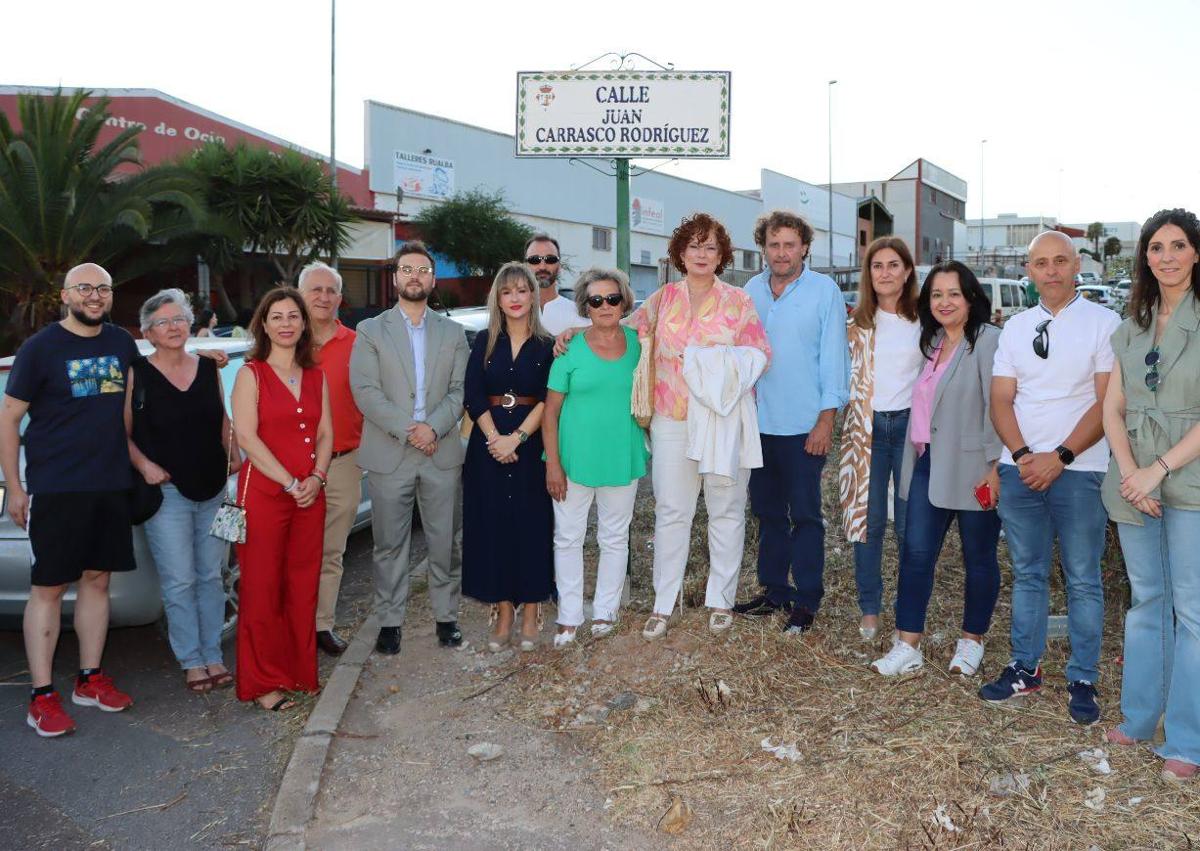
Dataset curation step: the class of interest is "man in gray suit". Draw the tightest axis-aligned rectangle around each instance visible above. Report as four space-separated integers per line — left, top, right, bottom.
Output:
350 241 469 655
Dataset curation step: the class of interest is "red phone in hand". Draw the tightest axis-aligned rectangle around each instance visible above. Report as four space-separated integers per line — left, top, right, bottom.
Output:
974 482 995 510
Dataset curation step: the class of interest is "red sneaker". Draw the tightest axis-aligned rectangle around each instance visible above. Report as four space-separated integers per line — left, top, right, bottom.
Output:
27 692 77 737
72 672 133 712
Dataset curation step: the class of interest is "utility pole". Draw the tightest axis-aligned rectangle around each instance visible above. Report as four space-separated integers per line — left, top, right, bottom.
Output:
827 80 837 270
329 0 338 269
979 139 986 270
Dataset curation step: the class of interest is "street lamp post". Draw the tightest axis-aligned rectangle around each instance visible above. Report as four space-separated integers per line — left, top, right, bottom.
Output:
979 138 986 270
827 80 837 271
329 0 338 269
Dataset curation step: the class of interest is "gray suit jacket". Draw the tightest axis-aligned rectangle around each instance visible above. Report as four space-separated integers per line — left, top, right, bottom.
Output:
899 324 1002 511
349 305 469 475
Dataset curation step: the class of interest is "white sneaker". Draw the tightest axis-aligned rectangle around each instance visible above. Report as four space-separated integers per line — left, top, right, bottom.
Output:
590 621 615 638
642 615 668 640
553 629 576 649
708 611 734 634
948 638 984 676
870 640 924 676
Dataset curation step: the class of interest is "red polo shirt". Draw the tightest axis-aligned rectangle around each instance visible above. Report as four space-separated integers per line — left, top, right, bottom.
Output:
314 321 363 453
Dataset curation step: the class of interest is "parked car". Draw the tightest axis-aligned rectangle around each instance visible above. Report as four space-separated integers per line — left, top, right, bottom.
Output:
1078 271 1103 286
1075 284 1117 308
441 305 490 346
0 338 373 633
977 277 1028 320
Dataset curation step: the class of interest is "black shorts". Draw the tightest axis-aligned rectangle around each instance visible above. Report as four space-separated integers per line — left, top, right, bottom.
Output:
28 491 137 586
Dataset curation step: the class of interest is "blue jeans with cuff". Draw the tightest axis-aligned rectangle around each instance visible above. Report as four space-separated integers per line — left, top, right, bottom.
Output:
854 409 910 617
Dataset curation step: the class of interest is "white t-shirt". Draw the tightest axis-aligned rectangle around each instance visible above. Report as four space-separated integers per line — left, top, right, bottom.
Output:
540 293 591 337
992 296 1121 472
871 310 924 411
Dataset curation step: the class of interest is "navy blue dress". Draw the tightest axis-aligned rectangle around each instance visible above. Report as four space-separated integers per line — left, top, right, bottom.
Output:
462 330 555 605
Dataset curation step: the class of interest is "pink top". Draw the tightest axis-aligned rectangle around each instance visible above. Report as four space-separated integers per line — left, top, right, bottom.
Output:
630 280 770 420
909 344 952 455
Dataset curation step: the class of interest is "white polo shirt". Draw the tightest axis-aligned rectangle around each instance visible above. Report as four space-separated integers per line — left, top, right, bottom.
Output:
992 296 1121 472
540 293 591 337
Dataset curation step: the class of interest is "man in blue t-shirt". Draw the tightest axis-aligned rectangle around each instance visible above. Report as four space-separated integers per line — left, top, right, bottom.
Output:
1 263 140 737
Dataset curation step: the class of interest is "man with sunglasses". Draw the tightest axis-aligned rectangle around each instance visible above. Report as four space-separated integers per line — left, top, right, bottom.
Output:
1 263 140 736
982 231 1121 725
525 234 590 337
350 242 469 655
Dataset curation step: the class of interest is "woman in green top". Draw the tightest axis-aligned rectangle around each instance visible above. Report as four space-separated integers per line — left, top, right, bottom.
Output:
543 268 649 648
1100 208 1200 782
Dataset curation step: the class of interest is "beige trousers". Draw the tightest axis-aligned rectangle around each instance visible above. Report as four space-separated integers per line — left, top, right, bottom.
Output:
315 450 362 631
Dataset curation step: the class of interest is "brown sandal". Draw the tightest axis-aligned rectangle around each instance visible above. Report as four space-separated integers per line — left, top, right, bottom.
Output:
186 674 213 693
206 668 234 689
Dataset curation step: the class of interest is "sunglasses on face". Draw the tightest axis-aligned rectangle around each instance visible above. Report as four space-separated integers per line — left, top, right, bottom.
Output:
1032 319 1051 359
525 255 560 266
1145 347 1161 391
586 293 624 309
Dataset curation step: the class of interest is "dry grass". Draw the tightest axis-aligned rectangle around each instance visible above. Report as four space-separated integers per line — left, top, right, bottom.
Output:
493 450 1200 850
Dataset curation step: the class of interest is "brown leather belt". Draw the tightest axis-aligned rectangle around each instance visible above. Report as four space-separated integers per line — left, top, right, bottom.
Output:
487 393 539 410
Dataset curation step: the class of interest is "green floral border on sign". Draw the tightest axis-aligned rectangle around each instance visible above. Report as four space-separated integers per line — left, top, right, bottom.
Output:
515 70 730 158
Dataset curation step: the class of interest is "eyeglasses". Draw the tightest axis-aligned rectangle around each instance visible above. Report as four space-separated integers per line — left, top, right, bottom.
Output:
1145 347 1161 391
66 283 114 297
586 293 624 309
149 316 190 330
525 255 560 266
1032 319 1051 359
397 264 433 277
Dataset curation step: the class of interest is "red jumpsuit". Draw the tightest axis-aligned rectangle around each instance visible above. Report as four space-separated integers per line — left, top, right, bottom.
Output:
236 362 326 702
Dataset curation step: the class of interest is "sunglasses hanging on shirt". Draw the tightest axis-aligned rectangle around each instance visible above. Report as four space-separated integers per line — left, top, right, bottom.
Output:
1032 319 1051 359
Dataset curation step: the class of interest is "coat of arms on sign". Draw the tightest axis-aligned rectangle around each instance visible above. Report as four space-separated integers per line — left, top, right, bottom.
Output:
535 84 555 108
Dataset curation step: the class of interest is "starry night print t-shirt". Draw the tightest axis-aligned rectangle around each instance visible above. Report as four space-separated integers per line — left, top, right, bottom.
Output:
6 322 139 494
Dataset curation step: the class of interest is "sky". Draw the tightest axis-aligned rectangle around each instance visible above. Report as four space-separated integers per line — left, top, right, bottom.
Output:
7 0 1197 226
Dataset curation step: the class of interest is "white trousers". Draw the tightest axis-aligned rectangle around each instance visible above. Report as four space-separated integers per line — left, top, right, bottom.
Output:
650 417 750 613
553 477 639 627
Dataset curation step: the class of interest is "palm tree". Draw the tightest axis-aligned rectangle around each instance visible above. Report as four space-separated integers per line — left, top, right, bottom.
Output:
0 88 206 346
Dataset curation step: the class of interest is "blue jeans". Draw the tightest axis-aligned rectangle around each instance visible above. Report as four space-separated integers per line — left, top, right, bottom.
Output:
997 464 1107 683
853 409 910 616
894 449 1001 635
1116 508 1200 766
142 485 228 670
749 433 826 612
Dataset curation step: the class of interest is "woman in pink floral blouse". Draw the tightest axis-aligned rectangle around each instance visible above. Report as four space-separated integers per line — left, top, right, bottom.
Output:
631 214 771 639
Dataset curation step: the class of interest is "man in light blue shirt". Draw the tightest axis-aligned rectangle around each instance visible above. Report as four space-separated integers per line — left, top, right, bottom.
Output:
734 211 849 633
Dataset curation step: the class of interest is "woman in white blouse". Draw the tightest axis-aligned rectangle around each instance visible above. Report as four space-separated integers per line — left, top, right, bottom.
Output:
837 237 925 641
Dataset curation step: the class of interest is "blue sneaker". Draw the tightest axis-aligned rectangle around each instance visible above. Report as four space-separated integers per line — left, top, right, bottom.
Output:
1067 681 1100 725
979 662 1042 703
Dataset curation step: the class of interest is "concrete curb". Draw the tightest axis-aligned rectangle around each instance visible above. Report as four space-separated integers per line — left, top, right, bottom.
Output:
263 597 386 849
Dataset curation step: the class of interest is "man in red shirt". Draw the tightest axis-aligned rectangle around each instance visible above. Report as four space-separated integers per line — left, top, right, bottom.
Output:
299 262 364 655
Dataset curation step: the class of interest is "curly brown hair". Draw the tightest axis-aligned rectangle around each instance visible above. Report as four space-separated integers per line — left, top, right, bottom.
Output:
247 286 316 368
667 213 735 276
753 210 814 251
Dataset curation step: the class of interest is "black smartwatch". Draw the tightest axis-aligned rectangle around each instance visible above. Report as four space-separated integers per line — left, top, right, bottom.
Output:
1011 446 1032 463
1054 445 1075 466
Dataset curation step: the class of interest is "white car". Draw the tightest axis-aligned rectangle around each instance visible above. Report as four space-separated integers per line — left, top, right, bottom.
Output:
1075 285 1116 308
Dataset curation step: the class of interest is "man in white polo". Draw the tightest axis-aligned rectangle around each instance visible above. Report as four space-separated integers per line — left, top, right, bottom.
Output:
981 230 1120 725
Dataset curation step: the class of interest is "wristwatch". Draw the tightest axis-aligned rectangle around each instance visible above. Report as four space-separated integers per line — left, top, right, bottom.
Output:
516 429 529 444
1054 445 1075 466
1011 446 1032 463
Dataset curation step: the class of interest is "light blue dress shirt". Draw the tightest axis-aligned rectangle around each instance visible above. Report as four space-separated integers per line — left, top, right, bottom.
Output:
401 309 427 422
745 265 850 436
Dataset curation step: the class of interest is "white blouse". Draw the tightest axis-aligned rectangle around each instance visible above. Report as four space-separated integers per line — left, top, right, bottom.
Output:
871 309 924 412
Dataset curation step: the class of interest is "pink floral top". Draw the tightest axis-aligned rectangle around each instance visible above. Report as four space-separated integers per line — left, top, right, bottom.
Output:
909 344 951 456
630 280 771 420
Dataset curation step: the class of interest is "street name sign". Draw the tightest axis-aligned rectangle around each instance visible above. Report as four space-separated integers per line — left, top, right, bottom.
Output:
515 70 730 159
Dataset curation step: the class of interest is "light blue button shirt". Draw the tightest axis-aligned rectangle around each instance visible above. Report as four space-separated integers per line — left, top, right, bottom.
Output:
745 265 850 436
401 310 427 422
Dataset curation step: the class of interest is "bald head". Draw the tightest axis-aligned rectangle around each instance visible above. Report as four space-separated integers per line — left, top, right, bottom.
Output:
64 262 112 288
1027 230 1075 256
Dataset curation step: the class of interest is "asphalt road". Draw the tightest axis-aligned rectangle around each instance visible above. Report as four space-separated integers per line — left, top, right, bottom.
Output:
0 527 379 850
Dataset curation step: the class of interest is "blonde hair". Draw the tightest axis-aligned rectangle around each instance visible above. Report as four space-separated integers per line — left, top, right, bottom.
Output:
483 262 550 364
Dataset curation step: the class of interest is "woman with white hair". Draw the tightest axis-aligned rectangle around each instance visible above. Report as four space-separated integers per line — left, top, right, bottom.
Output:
126 289 238 693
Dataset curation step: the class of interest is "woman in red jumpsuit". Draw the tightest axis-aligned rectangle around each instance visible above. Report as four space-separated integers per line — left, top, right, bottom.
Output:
231 287 332 711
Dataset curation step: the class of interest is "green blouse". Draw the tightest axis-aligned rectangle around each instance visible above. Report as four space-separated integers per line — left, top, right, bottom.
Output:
1102 291 1200 525
546 326 649 488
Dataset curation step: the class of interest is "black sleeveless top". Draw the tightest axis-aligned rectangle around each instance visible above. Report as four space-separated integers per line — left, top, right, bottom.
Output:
131 356 228 502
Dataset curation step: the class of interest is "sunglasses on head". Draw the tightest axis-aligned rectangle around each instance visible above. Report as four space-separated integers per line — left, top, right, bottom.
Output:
525 255 560 266
586 293 624 309
1032 319 1051 359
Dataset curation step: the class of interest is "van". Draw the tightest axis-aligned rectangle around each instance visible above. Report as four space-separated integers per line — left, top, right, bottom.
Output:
978 277 1030 319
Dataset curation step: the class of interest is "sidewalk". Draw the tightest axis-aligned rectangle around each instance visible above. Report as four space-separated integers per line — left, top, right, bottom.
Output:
300 594 664 850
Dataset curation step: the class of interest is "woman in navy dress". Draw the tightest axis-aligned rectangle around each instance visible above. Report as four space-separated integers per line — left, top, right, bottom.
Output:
463 262 555 651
